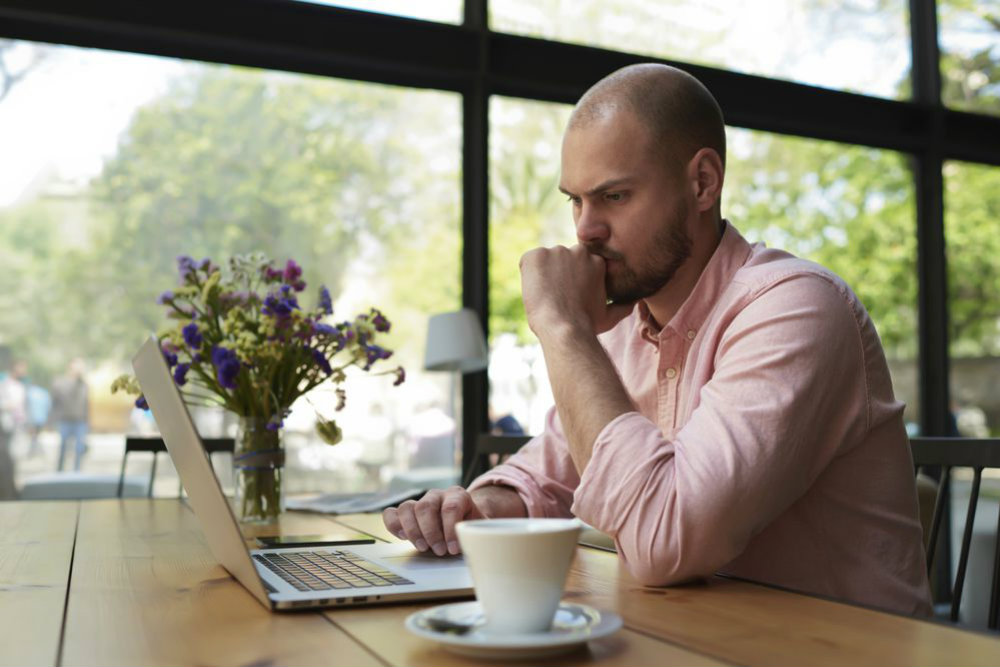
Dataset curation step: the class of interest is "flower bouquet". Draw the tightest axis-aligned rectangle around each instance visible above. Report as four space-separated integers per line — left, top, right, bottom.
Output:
113 253 404 522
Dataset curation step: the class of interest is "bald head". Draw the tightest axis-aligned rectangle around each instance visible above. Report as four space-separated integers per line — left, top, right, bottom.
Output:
569 64 726 172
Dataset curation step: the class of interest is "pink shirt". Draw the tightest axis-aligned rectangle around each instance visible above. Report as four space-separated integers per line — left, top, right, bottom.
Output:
471 222 932 616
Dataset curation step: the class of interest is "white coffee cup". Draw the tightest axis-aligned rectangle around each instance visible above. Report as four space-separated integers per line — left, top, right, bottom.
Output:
456 517 581 635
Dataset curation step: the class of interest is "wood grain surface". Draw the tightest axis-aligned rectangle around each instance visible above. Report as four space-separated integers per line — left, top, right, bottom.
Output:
0 501 78 667
59 500 381 667
7 499 1000 667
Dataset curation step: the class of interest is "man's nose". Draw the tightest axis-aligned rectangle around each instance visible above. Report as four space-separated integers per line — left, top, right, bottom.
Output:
575 205 610 245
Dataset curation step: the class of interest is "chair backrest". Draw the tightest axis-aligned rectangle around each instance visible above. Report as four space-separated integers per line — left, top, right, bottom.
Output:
118 436 235 498
462 434 531 487
911 437 1000 629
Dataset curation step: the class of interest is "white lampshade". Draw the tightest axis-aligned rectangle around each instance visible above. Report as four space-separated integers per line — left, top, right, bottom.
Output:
423 308 489 373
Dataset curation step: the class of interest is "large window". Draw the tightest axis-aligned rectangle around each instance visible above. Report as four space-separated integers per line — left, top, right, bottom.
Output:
0 40 461 495
491 0 911 99
2 0 999 500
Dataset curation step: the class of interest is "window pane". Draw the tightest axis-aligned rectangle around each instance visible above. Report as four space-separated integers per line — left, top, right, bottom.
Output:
294 0 462 24
491 0 911 99
725 129 918 427
0 39 461 497
488 100 918 433
488 97 572 434
945 160 1000 436
938 0 1000 116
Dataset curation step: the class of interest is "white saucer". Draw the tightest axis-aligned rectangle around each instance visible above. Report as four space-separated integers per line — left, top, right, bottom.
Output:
405 600 623 660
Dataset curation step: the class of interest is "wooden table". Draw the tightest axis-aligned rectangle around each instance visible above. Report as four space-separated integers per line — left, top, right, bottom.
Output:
2 500 998 666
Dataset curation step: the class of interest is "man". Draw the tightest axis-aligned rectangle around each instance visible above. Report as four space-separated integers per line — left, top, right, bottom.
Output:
51 358 90 472
384 64 931 615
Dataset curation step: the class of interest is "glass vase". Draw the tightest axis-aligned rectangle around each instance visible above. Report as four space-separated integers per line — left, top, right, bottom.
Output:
233 416 285 523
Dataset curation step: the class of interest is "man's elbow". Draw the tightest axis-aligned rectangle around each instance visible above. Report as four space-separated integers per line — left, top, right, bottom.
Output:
622 551 711 588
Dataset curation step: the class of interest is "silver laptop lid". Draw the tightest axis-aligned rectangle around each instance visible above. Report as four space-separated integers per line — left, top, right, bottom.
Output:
132 335 270 607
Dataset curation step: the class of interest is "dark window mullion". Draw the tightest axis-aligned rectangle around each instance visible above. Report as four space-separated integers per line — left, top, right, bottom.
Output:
461 0 490 478
909 0 949 437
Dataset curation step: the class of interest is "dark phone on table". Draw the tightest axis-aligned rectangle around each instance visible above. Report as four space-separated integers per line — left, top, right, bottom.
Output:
255 533 376 549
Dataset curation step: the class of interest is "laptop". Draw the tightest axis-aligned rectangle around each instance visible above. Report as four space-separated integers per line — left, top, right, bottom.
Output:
132 335 473 611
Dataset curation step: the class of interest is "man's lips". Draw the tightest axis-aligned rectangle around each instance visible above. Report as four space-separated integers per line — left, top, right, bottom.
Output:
585 245 624 262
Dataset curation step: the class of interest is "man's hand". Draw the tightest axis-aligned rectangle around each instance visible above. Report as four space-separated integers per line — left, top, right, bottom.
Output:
382 485 527 555
519 244 632 336
518 244 637 474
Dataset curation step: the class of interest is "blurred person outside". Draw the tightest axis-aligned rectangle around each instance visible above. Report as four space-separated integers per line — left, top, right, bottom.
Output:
23 367 52 458
51 358 90 472
489 403 525 436
0 347 21 498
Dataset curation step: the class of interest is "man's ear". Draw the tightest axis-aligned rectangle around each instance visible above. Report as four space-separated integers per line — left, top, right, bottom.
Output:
688 147 724 213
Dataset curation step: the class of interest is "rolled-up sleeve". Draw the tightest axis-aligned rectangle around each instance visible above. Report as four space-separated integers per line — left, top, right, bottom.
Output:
467 405 579 518
571 274 870 586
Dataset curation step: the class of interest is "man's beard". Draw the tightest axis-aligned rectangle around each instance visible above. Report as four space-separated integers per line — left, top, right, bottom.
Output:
586 199 692 304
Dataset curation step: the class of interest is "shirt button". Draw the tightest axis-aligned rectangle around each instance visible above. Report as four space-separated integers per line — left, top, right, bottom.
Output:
686 329 696 340
665 367 677 379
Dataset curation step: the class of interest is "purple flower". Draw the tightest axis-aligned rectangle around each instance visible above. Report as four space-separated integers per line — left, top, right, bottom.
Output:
265 420 283 431
318 286 333 315
182 322 203 349
393 366 406 386
262 290 300 318
264 266 283 282
135 395 149 410
198 257 215 272
157 290 174 305
173 363 190 386
363 344 392 370
211 346 241 389
217 358 240 389
177 255 198 279
314 322 337 336
283 260 306 291
310 347 333 375
161 348 178 368
370 308 390 333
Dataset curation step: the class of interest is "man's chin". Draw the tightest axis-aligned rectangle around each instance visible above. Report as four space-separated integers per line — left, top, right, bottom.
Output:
606 285 643 305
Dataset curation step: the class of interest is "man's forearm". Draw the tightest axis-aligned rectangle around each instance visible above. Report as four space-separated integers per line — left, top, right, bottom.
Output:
470 484 528 518
538 321 634 473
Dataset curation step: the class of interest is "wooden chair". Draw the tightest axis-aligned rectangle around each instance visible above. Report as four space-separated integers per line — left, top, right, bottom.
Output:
461 434 531 487
117 436 235 498
911 437 1000 629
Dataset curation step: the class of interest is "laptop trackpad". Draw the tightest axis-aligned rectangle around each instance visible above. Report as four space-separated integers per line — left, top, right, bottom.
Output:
383 552 466 571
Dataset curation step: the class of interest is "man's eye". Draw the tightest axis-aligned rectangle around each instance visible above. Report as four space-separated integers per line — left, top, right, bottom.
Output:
566 195 581 205
605 192 624 202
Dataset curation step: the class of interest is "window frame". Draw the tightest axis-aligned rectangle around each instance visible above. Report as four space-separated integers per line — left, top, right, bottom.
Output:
1 0 997 466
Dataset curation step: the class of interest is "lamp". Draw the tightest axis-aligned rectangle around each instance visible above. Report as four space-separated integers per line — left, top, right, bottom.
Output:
424 309 489 373
423 309 488 471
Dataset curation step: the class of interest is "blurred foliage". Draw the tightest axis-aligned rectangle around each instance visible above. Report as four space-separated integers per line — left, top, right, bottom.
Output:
939 0 1000 114
0 64 461 381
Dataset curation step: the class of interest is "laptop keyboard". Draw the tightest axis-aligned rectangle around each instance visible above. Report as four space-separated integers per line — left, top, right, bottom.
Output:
253 550 414 592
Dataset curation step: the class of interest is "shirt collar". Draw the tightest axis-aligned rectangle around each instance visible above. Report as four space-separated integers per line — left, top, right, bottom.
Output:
637 219 753 343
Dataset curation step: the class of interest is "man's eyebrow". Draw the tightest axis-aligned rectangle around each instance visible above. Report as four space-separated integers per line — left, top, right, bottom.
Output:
558 177 636 197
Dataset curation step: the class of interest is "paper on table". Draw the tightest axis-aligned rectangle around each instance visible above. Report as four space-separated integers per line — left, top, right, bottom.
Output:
285 487 426 514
